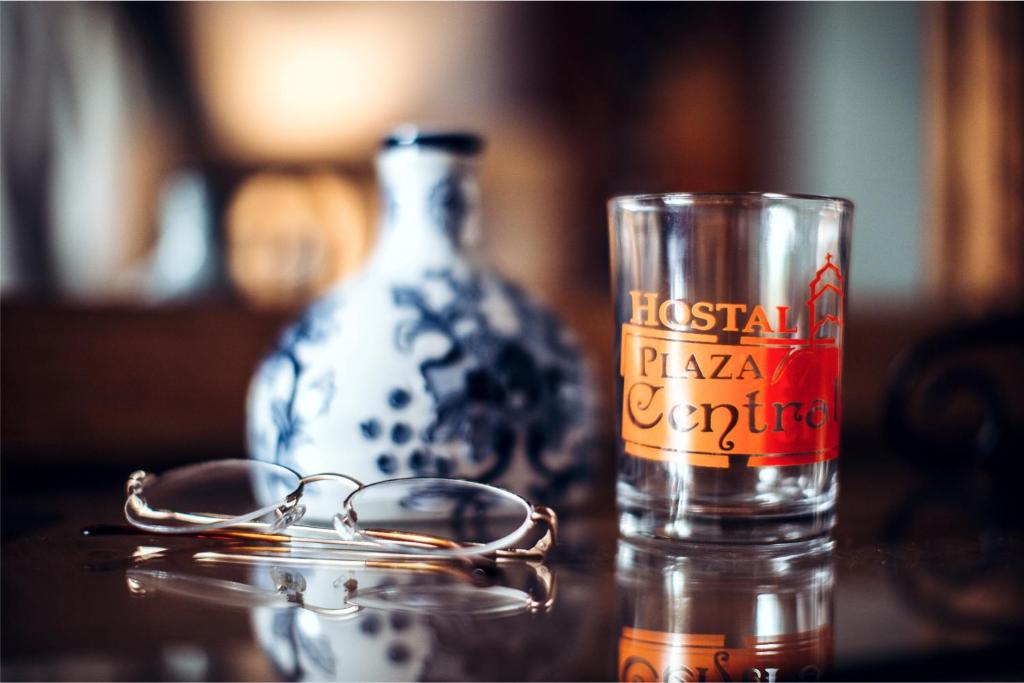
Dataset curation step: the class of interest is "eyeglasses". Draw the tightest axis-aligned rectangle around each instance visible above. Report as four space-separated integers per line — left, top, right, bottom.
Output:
124 459 557 560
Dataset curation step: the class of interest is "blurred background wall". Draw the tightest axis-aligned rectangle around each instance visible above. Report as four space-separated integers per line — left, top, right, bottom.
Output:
771 2 923 304
2 2 1021 469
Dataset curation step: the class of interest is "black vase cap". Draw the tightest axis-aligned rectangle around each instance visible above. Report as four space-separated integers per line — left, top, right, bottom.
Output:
381 126 484 155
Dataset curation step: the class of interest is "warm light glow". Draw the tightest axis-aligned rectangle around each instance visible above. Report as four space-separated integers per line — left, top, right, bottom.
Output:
186 3 510 162
226 170 369 307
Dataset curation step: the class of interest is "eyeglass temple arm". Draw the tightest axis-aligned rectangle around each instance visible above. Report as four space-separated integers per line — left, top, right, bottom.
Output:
358 528 472 553
495 505 557 561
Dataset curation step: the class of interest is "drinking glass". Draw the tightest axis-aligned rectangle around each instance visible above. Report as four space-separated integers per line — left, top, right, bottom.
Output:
609 193 853 543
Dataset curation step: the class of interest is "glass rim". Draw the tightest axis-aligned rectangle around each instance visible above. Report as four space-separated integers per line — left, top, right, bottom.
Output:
608 191 854 213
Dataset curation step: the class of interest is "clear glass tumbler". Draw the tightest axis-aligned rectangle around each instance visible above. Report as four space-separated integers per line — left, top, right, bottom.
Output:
609 193 853 543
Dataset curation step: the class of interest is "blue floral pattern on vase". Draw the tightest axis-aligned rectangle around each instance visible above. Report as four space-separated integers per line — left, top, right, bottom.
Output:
247 291 342 472
391 268 591 502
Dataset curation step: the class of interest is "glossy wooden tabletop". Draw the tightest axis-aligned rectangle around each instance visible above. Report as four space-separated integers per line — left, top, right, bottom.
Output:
2 451 1021 682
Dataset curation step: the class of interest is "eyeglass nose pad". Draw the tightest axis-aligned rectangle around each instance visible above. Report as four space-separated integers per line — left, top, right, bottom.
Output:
332 512 358 541
270 503 306 532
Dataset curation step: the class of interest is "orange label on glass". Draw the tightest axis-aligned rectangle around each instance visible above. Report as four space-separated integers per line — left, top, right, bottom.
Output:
620 255 843 468
618 626 832 682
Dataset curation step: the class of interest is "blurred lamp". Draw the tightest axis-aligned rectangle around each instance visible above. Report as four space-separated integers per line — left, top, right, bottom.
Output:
226 170 369 307
186 3 508 162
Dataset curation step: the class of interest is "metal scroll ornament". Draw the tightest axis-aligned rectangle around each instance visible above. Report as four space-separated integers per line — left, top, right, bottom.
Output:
246 129 597 507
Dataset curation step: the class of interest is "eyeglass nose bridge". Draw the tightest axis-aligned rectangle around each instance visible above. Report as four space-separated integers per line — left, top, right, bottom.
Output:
267 472 362 533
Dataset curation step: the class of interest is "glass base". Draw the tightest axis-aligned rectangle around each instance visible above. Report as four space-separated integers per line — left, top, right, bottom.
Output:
618 496 835 544
617 455 838 544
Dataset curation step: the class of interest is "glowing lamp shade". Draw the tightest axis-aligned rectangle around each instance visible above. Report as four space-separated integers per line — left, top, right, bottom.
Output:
226 170 369 307
186 3 508 162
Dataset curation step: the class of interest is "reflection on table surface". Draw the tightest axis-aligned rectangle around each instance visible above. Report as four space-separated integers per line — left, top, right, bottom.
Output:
2 460 1023 681
123 546 556 682
617 538 834 682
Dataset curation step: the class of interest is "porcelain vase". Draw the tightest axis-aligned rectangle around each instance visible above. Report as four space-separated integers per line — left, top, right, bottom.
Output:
246 130 596 507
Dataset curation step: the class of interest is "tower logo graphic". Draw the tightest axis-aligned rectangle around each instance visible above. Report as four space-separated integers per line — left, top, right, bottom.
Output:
808 253 843 348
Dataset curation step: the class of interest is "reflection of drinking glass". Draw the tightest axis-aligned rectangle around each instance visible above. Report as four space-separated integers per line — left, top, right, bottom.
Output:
616 538 834 682
608 193 853 542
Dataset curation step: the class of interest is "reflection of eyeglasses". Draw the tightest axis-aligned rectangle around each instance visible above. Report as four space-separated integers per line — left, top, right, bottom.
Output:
125 459 557 560
126 551 556 617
